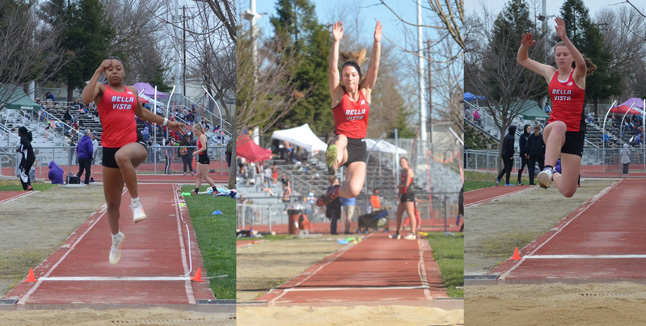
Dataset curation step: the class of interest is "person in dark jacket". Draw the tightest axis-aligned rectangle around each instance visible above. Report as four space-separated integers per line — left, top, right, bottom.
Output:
326 177 342 235
526 124 546 185
517 124 531 185
76 129 94 184
496 125 517 186
17 127 35 190
48 160 64 184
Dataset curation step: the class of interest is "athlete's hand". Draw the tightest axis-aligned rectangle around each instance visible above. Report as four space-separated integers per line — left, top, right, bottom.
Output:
521 33 535 48
374 21 382 43
167 120 187 136
332 21 343 41
555 17 567 40
96 60 113 74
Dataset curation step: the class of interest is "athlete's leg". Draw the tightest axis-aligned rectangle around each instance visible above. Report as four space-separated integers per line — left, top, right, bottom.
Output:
195 162 203 191
103 166 124 235
337 161 366 198
542 121 566 167
393 202 405 236
404 201 416 237
335 134 348 166
553 153 581 198
114 143 147 199
200 162 217 188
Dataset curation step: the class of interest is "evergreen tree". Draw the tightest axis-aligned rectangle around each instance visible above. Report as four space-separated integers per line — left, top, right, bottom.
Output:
559 0 620 114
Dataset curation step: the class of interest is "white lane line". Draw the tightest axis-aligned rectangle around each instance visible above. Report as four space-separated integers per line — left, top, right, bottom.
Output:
171 183 196 305
278 286 430 292
418 239 434 300
0 190 38 205
499 180 621 280
524 255 646 259
39 276 191 281
465 187 534 208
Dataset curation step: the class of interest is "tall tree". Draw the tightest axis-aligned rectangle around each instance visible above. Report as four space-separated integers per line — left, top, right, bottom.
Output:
559 0 620 114
269 0 333 136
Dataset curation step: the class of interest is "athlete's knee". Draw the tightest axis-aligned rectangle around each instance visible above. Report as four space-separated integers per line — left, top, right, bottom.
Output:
560 185 577 198
114 151 130 167
106 200 121 212
347 183 362 197
551 121 567 135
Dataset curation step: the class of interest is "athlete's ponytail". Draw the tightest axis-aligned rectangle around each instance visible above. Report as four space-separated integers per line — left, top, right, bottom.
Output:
339 49 367 79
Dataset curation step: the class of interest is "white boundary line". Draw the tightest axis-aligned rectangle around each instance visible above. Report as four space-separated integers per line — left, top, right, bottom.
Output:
465 187 534 208
17 192 117 305
277 285 429 292
0 190 38 205
39 276 190 281
266 234 366 305
499 180 621 280
524 255 646 259
172 184 196 304
418 239 434 300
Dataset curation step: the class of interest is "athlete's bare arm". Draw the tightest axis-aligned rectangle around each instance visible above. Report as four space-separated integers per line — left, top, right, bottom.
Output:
329 21 344 108
555 17 586 86
517 33 556 83
361 21 382 103
130 87 187 136
193 134 208 156
81 60 109 105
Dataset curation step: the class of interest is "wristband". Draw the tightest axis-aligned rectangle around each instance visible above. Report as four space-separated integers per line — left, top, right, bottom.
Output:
162 118 168 126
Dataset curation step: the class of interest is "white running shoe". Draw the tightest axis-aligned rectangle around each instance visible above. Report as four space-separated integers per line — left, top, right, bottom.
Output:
388 232 401 239
109 232 125 265
403 233 417 240
132 203 147 223
536 169 553 189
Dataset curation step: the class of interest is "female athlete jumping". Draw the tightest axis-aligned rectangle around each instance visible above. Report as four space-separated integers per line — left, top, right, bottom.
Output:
517 18 595 197
316 20 382 207
81 57 186 264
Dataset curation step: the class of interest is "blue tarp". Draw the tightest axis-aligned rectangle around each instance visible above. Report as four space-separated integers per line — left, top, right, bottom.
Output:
464 92 485 101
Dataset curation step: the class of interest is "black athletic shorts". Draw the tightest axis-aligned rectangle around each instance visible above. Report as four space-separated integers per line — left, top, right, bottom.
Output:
342 137 367 167
197 154 210 165
561 130 585 157
102 132 147 168
400 191 415 203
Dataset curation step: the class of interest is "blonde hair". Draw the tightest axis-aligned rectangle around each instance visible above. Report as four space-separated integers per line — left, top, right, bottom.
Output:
554 42 597 76
533 124 542 136
339 49 367 65
193 124 204 134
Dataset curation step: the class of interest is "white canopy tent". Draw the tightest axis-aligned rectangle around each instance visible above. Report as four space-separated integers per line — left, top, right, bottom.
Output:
365 139 407 154
271 123 327 152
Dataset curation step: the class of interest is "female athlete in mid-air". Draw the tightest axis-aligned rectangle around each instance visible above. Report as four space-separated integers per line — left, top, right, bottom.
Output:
517 18 595 197
81 57 186 264
316 20 382 207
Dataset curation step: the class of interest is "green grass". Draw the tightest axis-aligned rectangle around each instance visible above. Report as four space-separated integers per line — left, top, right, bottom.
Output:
0 181 58 192
464 170 497 191
182 185 235 300
425 232 464 298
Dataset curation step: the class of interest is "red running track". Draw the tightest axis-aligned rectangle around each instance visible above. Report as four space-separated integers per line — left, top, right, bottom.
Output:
492 179 646 282
245 220 462 234
3 183 214 304
0 191 36 204
257 233 448 305
465 185 531 207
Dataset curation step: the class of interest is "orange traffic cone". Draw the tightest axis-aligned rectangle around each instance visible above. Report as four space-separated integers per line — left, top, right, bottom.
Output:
26 268 37 282
191 268 204 282
511 248 521 260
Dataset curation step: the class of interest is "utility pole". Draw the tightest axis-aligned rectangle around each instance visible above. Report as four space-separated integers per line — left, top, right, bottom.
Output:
417 0 427 146
427 39 433 145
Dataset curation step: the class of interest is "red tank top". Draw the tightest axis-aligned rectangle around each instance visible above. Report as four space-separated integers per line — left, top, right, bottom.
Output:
333 90 370 139
399 168 413 195
548 70 586 132
197 138 207 156
97 86 138 147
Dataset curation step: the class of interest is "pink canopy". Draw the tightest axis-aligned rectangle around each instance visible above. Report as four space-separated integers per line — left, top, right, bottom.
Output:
236 135 272 163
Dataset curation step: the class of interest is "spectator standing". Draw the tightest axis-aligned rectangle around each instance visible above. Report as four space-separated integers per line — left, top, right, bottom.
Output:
178 137 194 176
326 177 341 235
341 196 356 235
517 124 531 185
76 129 94 184
64 108 73 125
263 164 272 187
527 124 546 185
281 183 292 211
17 127 35 191
620 144 630 175
495 125 517 186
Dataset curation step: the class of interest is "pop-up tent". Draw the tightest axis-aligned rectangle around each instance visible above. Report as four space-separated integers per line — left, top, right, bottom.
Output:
133 82 169 99
271 123 328 152
237 134 272 162
0 86 40 110
365 139 407 154
610 105 643 115
619 98 645 110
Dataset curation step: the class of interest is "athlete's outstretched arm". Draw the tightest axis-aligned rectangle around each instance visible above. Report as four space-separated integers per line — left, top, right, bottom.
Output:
555 17 586 79
131 87 187 136
329 21 343 104
517 33 555 82
81 61 109 105
362 21 382 90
